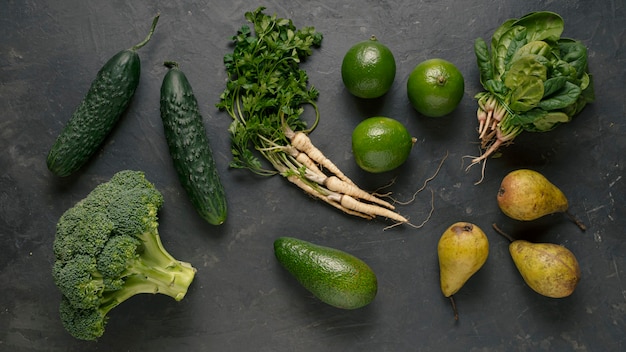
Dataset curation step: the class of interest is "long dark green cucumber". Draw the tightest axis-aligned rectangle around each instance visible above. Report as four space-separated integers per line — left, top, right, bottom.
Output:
160 62 228 225
46 15 160 177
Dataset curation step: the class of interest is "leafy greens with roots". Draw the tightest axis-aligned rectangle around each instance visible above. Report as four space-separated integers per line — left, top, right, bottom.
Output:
467 11 594 182
217 7 432 226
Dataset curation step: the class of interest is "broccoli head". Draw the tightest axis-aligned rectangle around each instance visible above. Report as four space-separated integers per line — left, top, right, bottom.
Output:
52 170 197 341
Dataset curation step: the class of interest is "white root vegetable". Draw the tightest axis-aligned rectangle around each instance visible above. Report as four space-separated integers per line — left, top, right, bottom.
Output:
279 158 407 223
287 146 325 177
288 129 356 186
284 173 373 220
324 176 395 210
329 194 409 224
273 161 374 220
302 169 395 210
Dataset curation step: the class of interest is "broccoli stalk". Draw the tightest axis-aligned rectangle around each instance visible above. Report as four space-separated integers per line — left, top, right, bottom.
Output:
52 170 197 341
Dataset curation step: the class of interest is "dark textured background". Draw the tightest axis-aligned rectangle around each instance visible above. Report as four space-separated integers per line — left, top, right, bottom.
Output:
1 1 624 351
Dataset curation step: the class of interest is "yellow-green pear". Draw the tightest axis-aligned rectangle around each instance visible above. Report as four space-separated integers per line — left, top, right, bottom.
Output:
497 169 586 230
492 223 581 298
509 240 581 298
438 222 489 319
497 169 568 221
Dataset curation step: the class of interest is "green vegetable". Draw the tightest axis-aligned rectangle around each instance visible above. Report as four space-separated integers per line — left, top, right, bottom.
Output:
216 7 323 175
216 7 410 224
160 61 228 225
469 11 594 170
274 237 378 309
47 15 159 177
52 170 196 341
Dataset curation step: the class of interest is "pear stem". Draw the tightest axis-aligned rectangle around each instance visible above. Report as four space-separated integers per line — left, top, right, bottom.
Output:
565 211 587 232
449 295 459 321
492 223 514 242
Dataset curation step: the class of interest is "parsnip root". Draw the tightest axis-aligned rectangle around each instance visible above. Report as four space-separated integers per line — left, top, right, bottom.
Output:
288 130 356 186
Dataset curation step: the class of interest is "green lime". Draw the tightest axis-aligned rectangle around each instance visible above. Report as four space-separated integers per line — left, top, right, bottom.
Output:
352 117 415 173
407 58 464 117
341 36 396 99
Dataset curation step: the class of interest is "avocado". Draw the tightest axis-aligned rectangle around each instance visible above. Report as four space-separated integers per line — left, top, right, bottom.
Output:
273 237 378 309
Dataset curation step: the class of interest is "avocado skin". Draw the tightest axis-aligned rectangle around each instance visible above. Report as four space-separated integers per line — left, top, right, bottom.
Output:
274 237 377 309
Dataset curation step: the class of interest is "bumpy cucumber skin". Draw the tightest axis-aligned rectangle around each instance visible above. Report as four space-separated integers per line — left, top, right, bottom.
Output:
274 237 378 309
160 66 227 225
47 50 140 177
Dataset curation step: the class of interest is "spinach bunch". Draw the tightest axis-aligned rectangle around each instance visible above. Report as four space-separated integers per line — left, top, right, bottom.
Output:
470 11 594 169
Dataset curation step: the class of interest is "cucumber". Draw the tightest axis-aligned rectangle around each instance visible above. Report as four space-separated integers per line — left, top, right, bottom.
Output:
274 237 378 309
160 62 228 225
47 15 160 177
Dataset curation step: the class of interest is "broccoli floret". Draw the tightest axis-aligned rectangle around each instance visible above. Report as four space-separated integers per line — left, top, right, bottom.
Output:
52 170 197 341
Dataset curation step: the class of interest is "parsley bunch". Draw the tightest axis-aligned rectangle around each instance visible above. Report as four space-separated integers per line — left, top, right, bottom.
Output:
217 7 323 175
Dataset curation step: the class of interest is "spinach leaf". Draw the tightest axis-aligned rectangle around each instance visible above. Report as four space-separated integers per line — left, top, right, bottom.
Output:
506 109 541 129
504 55 548 90
538 81 582 110
494 26 528 80
513 11 564 42
580 74 595 103
509 109 570 132
532 111 570 131
557 39 589 79
553 59 578 82
491 18 517 57
511 40 552 63
474 38 493 88
508 76 544 112
485 80 508 96
562 77 595 117
542 76 568 97
579 72 591 91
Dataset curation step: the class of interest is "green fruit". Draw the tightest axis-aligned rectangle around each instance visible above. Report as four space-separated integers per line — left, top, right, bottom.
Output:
438 222 489 320
509 240 580 298
438 222 489 298
497 169 568 221
273 237 377 309
160 62 228 225
407 58 464 117
47 15 160 177
352 116 415 173
341 36 396 99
